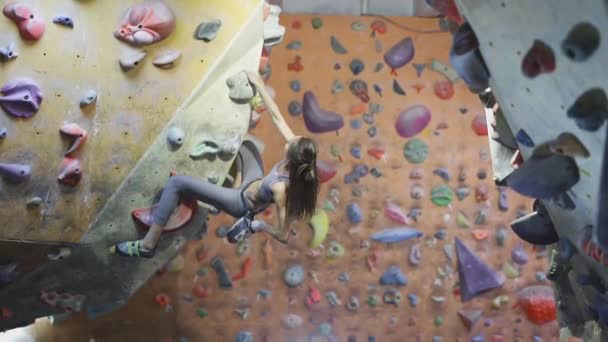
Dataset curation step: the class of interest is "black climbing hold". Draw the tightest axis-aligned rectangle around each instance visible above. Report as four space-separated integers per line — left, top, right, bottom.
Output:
210 256 232 288
507 154 579 199
330 36 348 54
567 88 608 132
350 59 364 76
392 79 406 96
509 200 559 245
561 22 600 62
53 16 74 28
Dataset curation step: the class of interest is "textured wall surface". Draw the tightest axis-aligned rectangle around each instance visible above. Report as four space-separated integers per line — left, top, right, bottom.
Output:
4 14 559 342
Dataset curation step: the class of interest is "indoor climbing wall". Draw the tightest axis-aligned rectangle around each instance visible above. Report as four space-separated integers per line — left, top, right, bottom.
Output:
5 12 559 342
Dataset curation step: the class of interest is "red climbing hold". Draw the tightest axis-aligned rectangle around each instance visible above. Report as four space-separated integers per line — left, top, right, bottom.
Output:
433 80 454 100
154 293 171 308
195 245 208 262
522 40 556 78
367 144 385 160
471 114 488 136
371 20 387 35
316 159 337 183
512 285 557 325
291 20 301 29
192 284 210 298
288 56 303 72
132 200 197 232
57 157 82 186
232 257 252 281
305 287 322 308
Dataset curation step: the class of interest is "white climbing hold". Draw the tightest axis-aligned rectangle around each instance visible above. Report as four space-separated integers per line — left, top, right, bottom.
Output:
119 49 146 71
152 49 181 69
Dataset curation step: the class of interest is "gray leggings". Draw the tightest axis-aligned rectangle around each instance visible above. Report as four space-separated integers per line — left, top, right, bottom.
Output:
152 141 265 225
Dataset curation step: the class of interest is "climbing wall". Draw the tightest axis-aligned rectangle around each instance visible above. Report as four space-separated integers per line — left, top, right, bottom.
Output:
6 13 560 342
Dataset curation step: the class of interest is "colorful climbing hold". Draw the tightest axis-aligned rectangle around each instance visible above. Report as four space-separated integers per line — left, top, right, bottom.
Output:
392 79 406 95
502 262 520 279
409 243 422 266
458 309 482 331
431 184 454 207
350 59 365 76
349 79 370 103
384 38 415 75
311 17 323 29
211 256 232 288
326 241 345 258
515 129 534 147
395 105 431 138
433 80 454 100
380 265 408 286
472 229 489 240
0 78 43 118
513 285 557 325
316 160 337 183
289 80 301 92
3 2 46 41
302 91 344 133
384 202 412 225
347 203 363 224
283 264 305 287
115 1 175 46
371 228 423 244
286 40 302 50
330 36 347 54
496 227 507 247
403 139 429 164
368 144 385 160
288 101 302 116
433 167 450 181
471 114 488 136
521 40 556 78
287 55 304 72
511 244 529 265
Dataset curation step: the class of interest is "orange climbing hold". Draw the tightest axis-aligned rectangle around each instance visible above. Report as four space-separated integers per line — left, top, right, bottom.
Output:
192 284 210 298
232 257 253 281
512 285 557 325
154 293 171 308
366 249 381 272
411 84 425 94
367 145 385 160
288 56 304 72
472 229 489 241
263 238 273 269
195 245 208 262
349 102 366 116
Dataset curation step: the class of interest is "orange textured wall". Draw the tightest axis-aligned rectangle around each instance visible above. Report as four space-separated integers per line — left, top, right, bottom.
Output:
18 14 557 342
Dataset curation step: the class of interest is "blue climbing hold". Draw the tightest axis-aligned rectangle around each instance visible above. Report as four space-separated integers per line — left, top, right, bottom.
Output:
288 101 302 116
380 265 408 286
471 335 484 342
533 337 541 342
432 337 442 342
434 229 447 240
347 203 363 224
235 331 253 342
350 119 363 129
344 172 358 184
350 58 365 75
373 84 383 97
363 113 375 124
290 80 301 92
407 293 419 307
558 238 576 262
515 129 534 147
350 145 361 159
286 40 302 50
283 264 305 287
354 164 369 177
433 167 450 181
371 228 423 244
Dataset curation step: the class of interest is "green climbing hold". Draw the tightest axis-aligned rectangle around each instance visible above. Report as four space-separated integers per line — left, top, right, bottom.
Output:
323 199 336 212
434 315 444 326
197 307 208 318
503 262 520 279
326 240 345 258
352 188 362 197
312 17 323 29
403 139 429 164
319 322 332 335
496 227 507 246
351 21 367 31
455 210 471 228
367 294 380 306
196 267 207 276
430 184 453 207
330 144 341 158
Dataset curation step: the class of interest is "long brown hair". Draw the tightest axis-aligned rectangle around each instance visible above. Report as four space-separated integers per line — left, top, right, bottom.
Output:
285 137 319 220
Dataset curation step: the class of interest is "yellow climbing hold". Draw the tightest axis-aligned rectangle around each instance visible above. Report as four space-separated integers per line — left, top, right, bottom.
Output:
309 209 329 248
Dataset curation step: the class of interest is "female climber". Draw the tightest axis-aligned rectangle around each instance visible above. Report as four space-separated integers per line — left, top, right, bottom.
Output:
111 70 320 257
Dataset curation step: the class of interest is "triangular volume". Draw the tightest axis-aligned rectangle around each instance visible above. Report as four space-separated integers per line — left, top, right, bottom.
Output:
457 309 482 331
455 237 505 301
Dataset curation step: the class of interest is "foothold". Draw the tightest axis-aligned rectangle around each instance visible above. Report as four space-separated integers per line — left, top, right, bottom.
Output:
513 285 556 325
392 79 406 96
457 309 482 331
351 20 367 31
349 79 370 103
316 160 337 184
232 257 252 281
350 143 361 159
60 123 88 156
407 208 422 222
455 237 505 301
0 43 18 62
288 101 302 116
431 185 453 207
371 20 387 36
302 91 344 133
475 184 489 202
409 243 422 266
362 113 374 125
474 210 487 225
284 264 305 287
350 59 365 76
367 126 377 138
369 102 383 114
305 287 322 308
57 157 82 186
373 84 383 97
289 80 301 93
286 40 302 50
331 80 344 94
521 40 556 78
433 80 454 100
395 105 431 138
282 314 303 329
79 90 98 108
497 187 509 211
194 19 222 41
0 78 43 118
409 167 423 180
515 129 534 148
311 17 323 29
327 241 345 258
119 50 146 71
382 288 402 305
346 296 360 311
350 119 362 129
325 291 341 307
471 335 485 342
0 263 18 285
413 63 425 77
471 114 488 136
384 38 415 75
167 126 185 148
235 331 253 342
196 307 208 318
455 211 471 229
370 167 382 177
502 262 520 279
338 272 350 282
562 22 600 62
347 203 362 224
456 187 470 201
26 196 42 209
535 272 547 282
496 227 507 247
330 36 347 54
211 256 232 288
370 228 423 244
566 88 608 132
435 229 447 240
449 22 489 92
227 71 255 104
53 16 73 28
380 265 407 286
115 1 176 46
374 62 384 72
506 154 579 199
477 169 487 180
384 202 411 224
152 49 181 69
434 315 444 326
2 2 46 41
407 293 419 307
433 167 450 181
403 138 429 164
443 244 454 261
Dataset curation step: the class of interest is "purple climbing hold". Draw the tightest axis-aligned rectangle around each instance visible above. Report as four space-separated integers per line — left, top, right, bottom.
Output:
511 243 529 265
302 91 344 133
457 309 482 331
433 167 450 181
395 105 431 138
0 162 31 184
363 113 374 125
350 144 361 159
506 154 579 199
384 37 415 75
471 335 485 342
371 228 422 244
355 164 369 177
515 129 534 147
347 203 363 224
0 78 43 118
409 243 422 266
455 237 505 302
380 265 407 286
350 59 365 76
498 187 509 211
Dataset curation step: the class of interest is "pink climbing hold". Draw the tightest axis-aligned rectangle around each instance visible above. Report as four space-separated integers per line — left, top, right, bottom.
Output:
132 200 197 232
3 2 45 41
57 157 82 186
60 123 88 156
114 0 176 46
471 114 488 136
316 159 337 183
433 80 454 100
384 202 412 225
0 78 43 118
395 104 431 138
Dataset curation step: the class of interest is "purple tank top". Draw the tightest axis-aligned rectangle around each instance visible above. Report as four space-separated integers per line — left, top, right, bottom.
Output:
258 159 289 203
